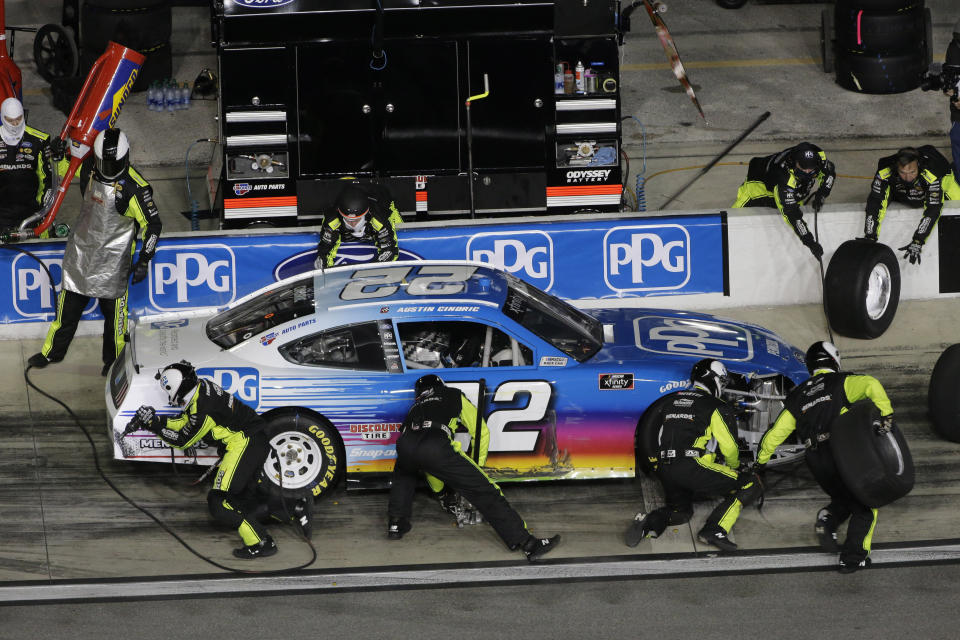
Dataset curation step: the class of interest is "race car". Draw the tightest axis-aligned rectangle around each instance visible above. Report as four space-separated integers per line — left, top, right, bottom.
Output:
106 260 809 499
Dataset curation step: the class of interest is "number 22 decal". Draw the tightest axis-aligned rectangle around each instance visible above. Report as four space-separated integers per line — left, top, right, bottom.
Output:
340 265 478 301
447 380 551 453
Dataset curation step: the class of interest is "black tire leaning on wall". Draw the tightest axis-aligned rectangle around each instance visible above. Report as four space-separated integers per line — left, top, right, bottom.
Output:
259 408 346 500
824 239 901 339
835 48 925 93
830 400 914 508
928 344 960 442
852 0 923 10
834 3 926 52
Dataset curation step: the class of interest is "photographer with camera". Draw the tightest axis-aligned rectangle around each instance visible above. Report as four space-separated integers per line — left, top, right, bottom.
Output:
923 20 960 178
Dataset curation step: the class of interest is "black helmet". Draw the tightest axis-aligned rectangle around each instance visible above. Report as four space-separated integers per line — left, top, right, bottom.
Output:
793 143 822 172
690 358 728 397
155 360 199 407
336 185 370 218
415 374 444 397
805 341 841 374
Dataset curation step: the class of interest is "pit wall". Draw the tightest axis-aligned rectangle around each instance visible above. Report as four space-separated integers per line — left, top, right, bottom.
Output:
2 202 957 339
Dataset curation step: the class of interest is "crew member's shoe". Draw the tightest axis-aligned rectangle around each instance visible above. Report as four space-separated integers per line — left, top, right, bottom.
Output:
838 556 871 574
815 509 840 553
293 497 313 539
523 534 561 562
387 518 411 540
28 353 59 369
697 525 738 553
625 512 657 548
101 362 113 377
232 535 278 560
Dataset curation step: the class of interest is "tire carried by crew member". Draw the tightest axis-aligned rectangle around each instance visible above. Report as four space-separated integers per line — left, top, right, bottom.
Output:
824 239 900 339
928 343 960 442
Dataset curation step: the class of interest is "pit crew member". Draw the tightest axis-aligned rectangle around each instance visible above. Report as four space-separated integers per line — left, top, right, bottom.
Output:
755 341 895 574
314 182 402 268
0 97 57 233
386 374 561 562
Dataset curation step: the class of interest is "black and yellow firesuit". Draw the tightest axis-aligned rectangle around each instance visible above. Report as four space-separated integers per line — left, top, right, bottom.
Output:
733 142 835 258
0 124 54 232
386 381 536 550
314 183 402 267
756 369 893 568
642 387 760 543
863 145 960 244
37 160 161 369
141 379 275 550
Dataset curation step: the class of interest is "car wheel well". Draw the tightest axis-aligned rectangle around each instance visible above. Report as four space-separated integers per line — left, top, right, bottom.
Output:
259 406 346 499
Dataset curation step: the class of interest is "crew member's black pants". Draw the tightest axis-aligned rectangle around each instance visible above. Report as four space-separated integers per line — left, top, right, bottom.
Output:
655 457 743 533
40 288 127 366
387 428 529 548
208 430 272 546
806 443 877 564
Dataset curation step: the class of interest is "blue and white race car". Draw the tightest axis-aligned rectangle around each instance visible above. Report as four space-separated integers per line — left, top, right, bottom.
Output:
106 261 808 498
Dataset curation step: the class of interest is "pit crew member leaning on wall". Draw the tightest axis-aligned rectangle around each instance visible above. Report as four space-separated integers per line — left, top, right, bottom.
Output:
0 97 58 234
313 181 402 268
625 359 762 553
755 341 894 574
861 146 960 265
387 374 561 562
126 361 313 559
28 128 161 376
733 142 836 259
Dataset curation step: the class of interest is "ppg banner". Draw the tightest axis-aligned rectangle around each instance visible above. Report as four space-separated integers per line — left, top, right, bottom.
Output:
0 212 727 324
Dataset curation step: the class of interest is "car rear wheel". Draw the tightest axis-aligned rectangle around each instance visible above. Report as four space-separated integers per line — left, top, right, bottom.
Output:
260 408 345 500
636 395 671 476
929 344 960 443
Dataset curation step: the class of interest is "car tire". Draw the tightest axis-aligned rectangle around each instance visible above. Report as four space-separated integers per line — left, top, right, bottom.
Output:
830 400 914 508
821 9 836 74
824 239 900 339
260 408 345 500
847 0 920 10
835 48 925 93
834 3 925 52
636 395 671 476
928 344 960 443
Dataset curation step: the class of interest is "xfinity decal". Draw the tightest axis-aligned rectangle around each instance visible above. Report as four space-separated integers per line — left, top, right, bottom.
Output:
599 373 634 390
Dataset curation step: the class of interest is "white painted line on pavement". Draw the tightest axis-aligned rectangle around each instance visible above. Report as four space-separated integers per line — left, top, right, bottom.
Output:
3 544 960 604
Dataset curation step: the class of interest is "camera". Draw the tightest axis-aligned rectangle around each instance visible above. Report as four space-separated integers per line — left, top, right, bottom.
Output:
920 63 960 93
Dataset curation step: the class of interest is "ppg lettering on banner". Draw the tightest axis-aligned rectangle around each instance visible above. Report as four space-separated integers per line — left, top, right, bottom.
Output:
603 224 691 293
150 244 236 310
466 231 554 291
197 367 260 407
11 251 98 319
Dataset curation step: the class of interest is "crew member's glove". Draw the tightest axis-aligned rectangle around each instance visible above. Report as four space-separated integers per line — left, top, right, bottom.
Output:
810 191 827 214
50 137 67 162
873 414 895 434
802 233 824 260
858 234 877 242
130 257 151 284
899 240 923 265
313 249 326 271
126 405 160 434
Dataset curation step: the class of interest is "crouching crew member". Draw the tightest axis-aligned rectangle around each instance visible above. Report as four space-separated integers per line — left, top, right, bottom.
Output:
125 361 312 559
861 146 960 265
733 142 836 259
626 359 762 552
387 374 561 562
755 341 894 574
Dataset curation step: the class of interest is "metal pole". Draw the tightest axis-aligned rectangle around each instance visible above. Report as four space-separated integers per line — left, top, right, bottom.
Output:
465 73 489 220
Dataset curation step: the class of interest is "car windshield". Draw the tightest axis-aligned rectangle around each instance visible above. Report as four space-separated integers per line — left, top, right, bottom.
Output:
207 277 315 348
501 273 602 362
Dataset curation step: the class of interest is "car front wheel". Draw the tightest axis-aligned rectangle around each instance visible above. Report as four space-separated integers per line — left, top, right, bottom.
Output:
260 408 345 500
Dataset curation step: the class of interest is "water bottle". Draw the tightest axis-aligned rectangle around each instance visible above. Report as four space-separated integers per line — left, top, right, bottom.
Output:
165 80 176 112
181 82 191 109
147 82 158 111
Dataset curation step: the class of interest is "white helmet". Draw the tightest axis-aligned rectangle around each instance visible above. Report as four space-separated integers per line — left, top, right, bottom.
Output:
93 127 130 180
690 358 729 397
155 361 199 407
1 97 25 146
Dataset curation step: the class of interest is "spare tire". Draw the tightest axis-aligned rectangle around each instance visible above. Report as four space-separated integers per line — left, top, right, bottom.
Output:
835 48 925 93
834 3 926 52
831 400 914 508
929 344 960 442
824 239 900 339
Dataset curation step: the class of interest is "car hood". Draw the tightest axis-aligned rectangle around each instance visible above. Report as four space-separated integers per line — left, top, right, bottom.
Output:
586 307 808 383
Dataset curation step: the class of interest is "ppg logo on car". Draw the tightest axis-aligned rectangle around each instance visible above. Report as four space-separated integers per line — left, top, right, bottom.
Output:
197 367 260 407
150 244 236 310
233 0 295 8
634 316 753 362
466 231 554 291
603 224 690 293
11 251 97 319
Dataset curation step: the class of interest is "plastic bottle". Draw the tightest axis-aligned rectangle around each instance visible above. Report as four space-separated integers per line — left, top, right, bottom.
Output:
165 80 176 112
574 60 585 94
554 64 564 95
147 82 158 111
181 82 191 109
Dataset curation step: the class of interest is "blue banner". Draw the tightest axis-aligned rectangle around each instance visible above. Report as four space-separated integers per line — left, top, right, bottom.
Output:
0 213 727 324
